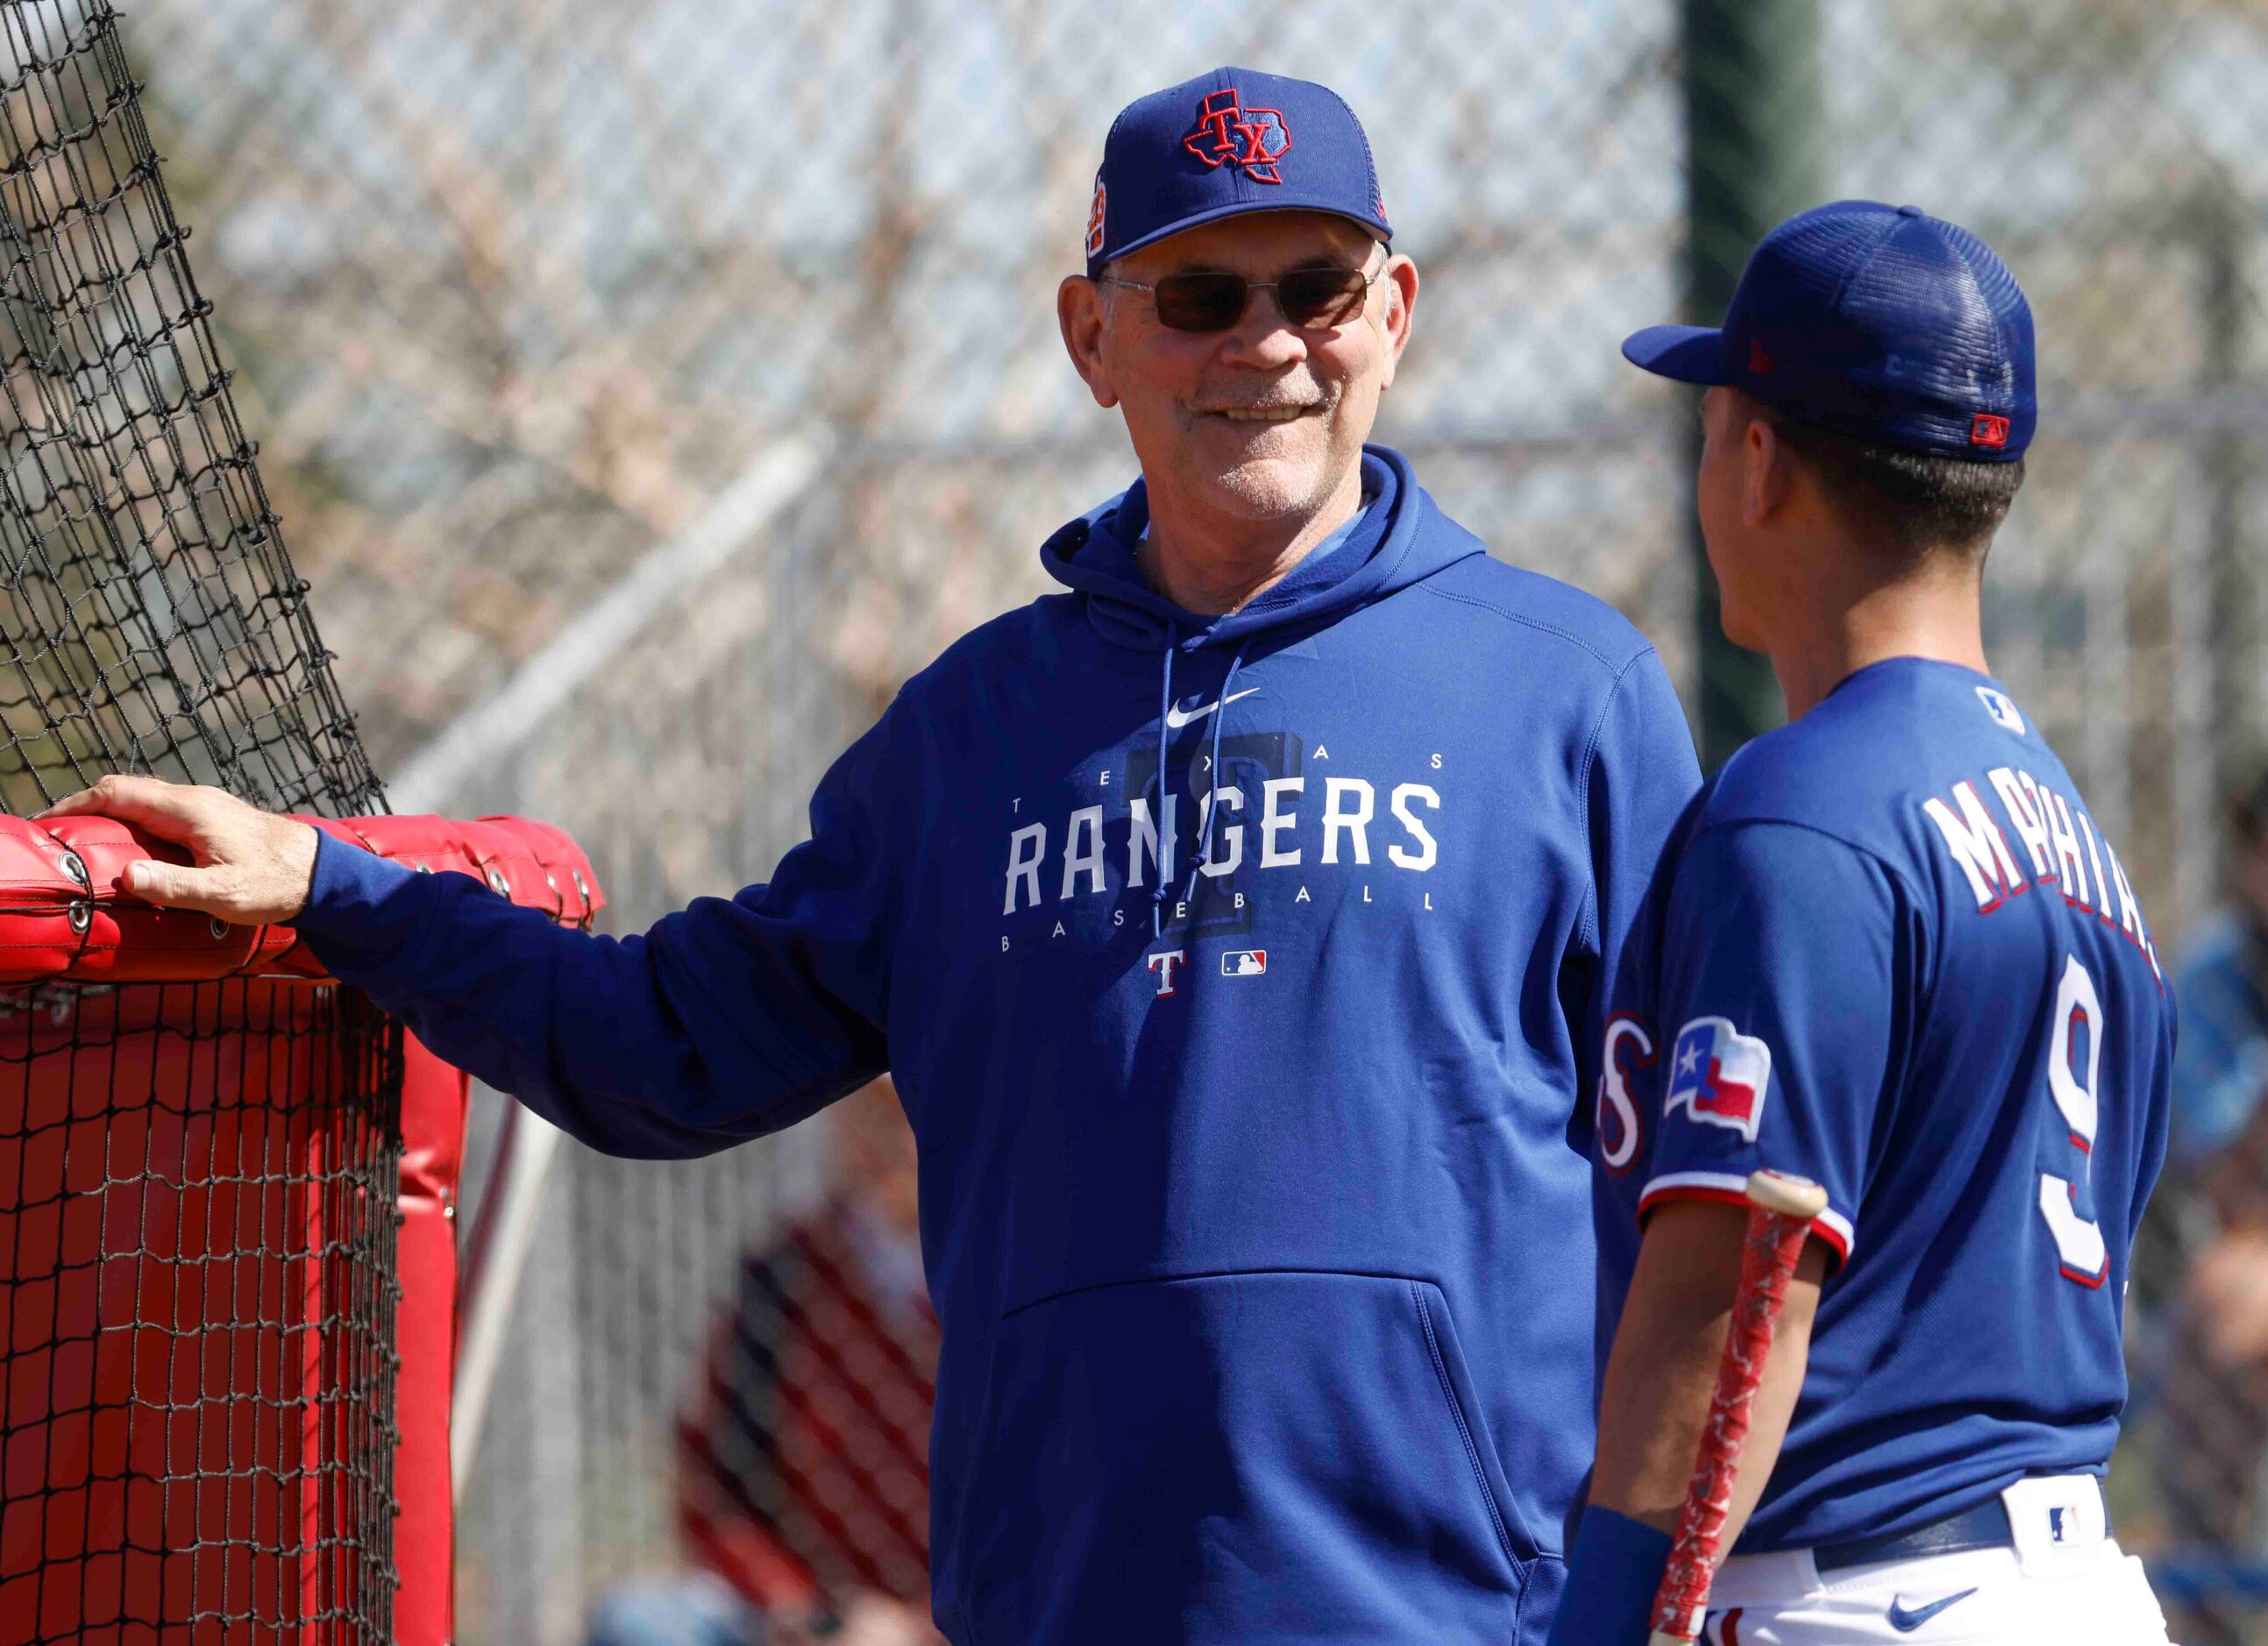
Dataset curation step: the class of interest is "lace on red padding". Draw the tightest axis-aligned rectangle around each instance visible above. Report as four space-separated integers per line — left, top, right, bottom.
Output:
0 814 602 986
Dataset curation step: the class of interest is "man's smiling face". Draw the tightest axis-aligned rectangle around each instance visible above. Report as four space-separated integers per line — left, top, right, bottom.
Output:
1084 210 1411 527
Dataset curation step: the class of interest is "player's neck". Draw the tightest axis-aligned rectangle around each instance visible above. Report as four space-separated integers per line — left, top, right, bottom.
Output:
1767 554 1990 721
1141 463 1365 616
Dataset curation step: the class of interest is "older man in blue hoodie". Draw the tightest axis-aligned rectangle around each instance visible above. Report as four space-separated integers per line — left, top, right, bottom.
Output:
47 69 1700 1646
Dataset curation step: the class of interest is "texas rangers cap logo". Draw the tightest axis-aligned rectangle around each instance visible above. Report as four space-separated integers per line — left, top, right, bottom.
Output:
1665 1017 1773 1142
1183 88 1291 184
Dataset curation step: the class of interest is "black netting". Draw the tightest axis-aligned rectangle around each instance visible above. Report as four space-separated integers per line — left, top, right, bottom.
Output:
0 5 400 1643
0 983 401 1645
0 0 381 819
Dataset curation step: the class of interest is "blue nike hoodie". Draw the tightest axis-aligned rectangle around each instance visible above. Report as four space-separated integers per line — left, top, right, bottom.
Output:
293 446 1700 1644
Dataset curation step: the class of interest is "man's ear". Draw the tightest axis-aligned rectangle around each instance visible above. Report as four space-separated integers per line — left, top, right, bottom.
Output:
1741 410 1796 529
1375 253 1418 391
1058 276 1118 409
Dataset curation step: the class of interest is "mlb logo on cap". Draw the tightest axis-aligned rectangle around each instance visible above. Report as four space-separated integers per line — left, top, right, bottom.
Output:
1666 1017 1774 1142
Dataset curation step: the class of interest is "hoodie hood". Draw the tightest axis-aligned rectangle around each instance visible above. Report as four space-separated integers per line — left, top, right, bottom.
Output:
1040 445 1482 653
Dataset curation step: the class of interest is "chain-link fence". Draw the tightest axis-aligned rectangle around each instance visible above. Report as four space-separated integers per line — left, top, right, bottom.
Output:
83 0 2268 1640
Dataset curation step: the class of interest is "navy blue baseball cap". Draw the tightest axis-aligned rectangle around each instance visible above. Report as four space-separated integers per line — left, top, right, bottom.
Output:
1084 67 1391 279
1624 201 2036 462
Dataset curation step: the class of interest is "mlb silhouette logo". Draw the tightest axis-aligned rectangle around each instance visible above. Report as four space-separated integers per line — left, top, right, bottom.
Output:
1666 1017 1773 1142
1975 685 2025 735
1970 413 2011 449
1222 949 1268 978
1085 178 1107 260
2049 1507 2068 1543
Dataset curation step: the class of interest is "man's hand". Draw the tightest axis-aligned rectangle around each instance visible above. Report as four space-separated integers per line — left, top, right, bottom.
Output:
38 775 321 926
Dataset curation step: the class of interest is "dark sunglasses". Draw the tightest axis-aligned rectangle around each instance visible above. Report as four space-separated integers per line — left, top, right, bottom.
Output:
1099 252 1384 333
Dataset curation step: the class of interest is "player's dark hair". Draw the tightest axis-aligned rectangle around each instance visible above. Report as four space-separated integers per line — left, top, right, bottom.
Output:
1762 408 2026 563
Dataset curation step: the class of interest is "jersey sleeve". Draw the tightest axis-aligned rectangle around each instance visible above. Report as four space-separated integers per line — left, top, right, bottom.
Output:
1639 820 1912 1263
292 696 918 1158
1570 648 1703 1134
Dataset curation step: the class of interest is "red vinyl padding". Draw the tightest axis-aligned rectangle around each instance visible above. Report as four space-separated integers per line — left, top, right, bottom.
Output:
0 814 603 985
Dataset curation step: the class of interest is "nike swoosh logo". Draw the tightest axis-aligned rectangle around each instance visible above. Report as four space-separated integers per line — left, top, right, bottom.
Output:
1886 1589 1979 1632
1164 687 1260 730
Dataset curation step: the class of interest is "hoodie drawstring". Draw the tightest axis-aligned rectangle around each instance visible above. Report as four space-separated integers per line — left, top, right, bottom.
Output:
1178 636 1251 919
1147 634 1251 938
1148 637 1179 938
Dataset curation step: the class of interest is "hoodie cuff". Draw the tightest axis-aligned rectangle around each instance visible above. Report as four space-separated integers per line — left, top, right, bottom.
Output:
1543 1505 1673 1646
289 827 433 969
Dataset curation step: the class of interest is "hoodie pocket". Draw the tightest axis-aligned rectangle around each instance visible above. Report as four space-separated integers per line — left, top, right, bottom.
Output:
955 1269 1527 1645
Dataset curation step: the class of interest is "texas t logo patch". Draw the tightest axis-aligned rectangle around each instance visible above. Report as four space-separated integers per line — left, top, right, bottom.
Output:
1665 1017 1773 1142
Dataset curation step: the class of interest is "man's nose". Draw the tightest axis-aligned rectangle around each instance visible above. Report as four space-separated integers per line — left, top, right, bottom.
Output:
1214 294 1312 369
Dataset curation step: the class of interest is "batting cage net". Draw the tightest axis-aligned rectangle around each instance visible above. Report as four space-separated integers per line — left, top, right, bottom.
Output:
0 0 380 820
1 4 402 1642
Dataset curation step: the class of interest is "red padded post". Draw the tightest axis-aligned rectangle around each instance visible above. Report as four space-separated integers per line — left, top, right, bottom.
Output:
392 1042 467 1646
0 812 602 1644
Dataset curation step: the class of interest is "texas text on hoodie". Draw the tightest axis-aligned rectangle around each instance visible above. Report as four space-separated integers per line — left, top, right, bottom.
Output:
292 446 1702 1646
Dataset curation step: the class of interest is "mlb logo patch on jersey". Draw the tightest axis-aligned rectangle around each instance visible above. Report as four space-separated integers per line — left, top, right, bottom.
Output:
1222 949 1268 977
1665 1017 1773 1142
1975 685 2025 735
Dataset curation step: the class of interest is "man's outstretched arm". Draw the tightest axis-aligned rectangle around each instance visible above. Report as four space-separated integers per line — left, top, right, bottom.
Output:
41 749 905 1159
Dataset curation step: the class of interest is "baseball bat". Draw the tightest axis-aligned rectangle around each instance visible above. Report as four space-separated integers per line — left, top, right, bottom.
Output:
1646 1168 1830 1646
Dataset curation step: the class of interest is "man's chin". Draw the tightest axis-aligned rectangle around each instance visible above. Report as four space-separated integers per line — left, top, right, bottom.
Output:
1182 452 1346 523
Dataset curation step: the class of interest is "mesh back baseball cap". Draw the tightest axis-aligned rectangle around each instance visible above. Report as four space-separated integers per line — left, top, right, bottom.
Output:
1084 67 1391 278
1624 201 2037 462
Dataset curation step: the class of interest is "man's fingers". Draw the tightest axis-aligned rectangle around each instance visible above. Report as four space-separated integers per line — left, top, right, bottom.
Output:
38 773 206 836
36 777 311 925
31 778 124 819
119 857 234 917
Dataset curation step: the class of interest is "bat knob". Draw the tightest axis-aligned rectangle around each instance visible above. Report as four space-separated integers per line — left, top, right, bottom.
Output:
1745 1168 1829 1221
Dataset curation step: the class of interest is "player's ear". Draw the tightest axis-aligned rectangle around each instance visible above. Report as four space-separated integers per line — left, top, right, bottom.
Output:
1742 406 1795 529
1058 275 1119 409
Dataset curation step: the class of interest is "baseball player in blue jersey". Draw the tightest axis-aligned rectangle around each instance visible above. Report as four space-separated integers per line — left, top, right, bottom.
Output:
1546 202 2177 1645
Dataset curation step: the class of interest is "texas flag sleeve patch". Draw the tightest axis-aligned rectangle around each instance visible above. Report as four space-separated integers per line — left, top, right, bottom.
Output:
1663 1016 1773 1143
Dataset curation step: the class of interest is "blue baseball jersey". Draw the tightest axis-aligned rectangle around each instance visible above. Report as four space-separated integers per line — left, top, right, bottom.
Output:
1580 657 2173 1550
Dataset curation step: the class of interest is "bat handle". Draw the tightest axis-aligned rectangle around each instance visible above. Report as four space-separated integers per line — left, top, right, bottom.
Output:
1646 1169 1830 1643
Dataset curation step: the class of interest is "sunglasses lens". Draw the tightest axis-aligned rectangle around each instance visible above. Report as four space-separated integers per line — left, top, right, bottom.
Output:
1152 273 1248 332
1277 267 1370 327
